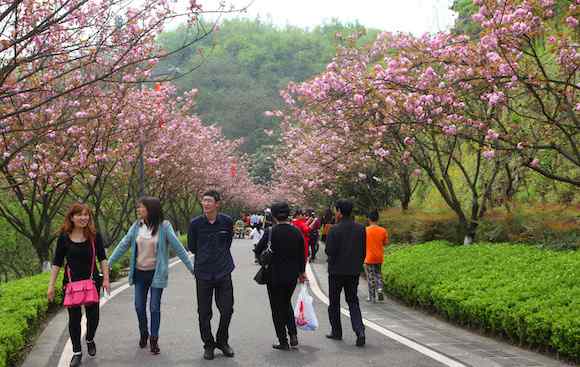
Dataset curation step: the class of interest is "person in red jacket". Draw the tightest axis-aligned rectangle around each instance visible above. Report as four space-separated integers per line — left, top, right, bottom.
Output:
291 208 310 261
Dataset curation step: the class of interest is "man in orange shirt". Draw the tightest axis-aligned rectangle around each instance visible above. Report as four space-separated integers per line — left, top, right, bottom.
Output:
364 210 388 303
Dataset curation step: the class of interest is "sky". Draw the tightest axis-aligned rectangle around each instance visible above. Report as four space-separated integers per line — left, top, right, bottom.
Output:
173 0 458 35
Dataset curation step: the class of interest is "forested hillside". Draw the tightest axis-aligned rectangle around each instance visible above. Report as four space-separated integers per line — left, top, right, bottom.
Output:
157 19 378 181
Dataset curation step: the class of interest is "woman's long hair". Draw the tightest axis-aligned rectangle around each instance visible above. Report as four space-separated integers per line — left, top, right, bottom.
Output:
60 202 97 242
139 196 163 236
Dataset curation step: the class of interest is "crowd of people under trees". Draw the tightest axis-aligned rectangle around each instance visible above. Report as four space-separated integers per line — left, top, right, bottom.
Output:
47 191 390 366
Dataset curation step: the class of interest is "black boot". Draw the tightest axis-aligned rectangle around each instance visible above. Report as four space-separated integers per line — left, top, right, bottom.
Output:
150 336 160 355
70 353 82 367
139 333 148 348
86 340 96 357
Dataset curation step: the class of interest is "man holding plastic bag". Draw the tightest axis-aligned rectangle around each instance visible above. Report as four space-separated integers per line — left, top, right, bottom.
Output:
325 199 366 347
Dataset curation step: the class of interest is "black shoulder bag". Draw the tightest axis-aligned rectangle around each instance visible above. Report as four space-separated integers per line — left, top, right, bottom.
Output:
253 226 274 285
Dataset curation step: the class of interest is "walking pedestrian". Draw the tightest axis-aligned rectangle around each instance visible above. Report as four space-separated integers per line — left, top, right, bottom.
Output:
47 203 110 367
108 196 194 355
255 202 307 350
320 207 334 243
364 210 389 303
250 223 265 264
307 209 321 261
187 190 236 360
325 199 366 347
291 208 310 261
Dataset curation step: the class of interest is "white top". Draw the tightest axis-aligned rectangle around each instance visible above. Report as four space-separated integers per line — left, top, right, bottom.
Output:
249 228 264 242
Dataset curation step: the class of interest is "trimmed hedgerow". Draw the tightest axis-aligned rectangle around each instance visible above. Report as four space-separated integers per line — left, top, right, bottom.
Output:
382 241 580 361
0 272 63 367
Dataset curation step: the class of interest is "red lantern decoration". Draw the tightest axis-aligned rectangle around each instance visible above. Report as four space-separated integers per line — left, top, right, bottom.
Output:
230 160 237 177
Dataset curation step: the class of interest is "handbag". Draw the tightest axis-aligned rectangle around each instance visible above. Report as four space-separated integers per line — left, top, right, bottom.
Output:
63 238 99 308
253 266 269 285
254 227 274 285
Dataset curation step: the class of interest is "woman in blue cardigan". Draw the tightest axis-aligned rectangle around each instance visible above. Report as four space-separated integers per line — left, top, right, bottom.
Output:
109 196 194 355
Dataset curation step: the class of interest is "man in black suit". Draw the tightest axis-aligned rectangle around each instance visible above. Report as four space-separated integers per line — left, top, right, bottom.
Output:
325 199 366 347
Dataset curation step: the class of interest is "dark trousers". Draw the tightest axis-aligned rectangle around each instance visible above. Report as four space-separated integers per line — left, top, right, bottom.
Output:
328 274 364 337
134 269 164 337
196 275 234 349
309 232 319 259
68 302 100 353
266 282 297 344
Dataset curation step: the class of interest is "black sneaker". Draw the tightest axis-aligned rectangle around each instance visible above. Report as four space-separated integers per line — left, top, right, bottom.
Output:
325 334 342 340
203 348 215 360
289 334 298 347
272 343 290 350
356 334 366 347
87 340 96 357
216 344 235 357
378 292 384 301
70 354 82 367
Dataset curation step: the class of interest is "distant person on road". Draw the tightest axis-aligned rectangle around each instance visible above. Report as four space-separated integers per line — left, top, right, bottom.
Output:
320 207 334 243
48 203 110 367
255 201 307 350
325 199 366 347
307 209 321 261
291 208 310 261
250 222 265 264
187 190 236 360
108 196 194 356
364 210 389 303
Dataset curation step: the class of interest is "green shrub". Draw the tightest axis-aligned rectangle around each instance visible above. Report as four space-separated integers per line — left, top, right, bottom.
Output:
0 272 63 367
379 204 579 249
382 241 580 361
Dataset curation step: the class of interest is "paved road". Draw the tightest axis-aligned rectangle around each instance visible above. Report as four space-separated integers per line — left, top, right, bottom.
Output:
74 239 444 367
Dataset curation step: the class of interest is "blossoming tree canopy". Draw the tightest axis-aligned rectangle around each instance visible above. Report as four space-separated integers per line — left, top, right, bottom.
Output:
0 0 211 169
270 0 578 243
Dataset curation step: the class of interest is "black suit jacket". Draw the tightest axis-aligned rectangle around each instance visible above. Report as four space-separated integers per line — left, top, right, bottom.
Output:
325 218 366 275
255 223 305 286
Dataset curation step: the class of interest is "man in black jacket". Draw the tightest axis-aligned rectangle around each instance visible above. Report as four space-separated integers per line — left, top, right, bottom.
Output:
325 199 366 347
188 190 235 360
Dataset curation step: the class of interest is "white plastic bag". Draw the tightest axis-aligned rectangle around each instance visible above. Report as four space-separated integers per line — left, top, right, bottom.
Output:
294 284 318 331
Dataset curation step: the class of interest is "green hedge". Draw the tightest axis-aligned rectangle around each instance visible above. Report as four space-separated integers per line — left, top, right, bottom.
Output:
382 241 580 361
0 272 63 367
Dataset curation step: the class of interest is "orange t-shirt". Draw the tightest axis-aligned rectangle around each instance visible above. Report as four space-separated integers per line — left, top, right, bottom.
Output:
365 225 388 264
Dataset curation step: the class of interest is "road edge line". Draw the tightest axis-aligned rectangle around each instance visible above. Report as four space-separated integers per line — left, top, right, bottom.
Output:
57 257 187 366
305 263 467 367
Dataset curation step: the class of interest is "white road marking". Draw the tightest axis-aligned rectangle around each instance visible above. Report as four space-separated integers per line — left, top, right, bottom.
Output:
57 258 186 366
305 263 467 367
58 252 465 367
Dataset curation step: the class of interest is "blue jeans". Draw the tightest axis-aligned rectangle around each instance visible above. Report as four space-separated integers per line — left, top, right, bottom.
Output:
134 269 164 337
